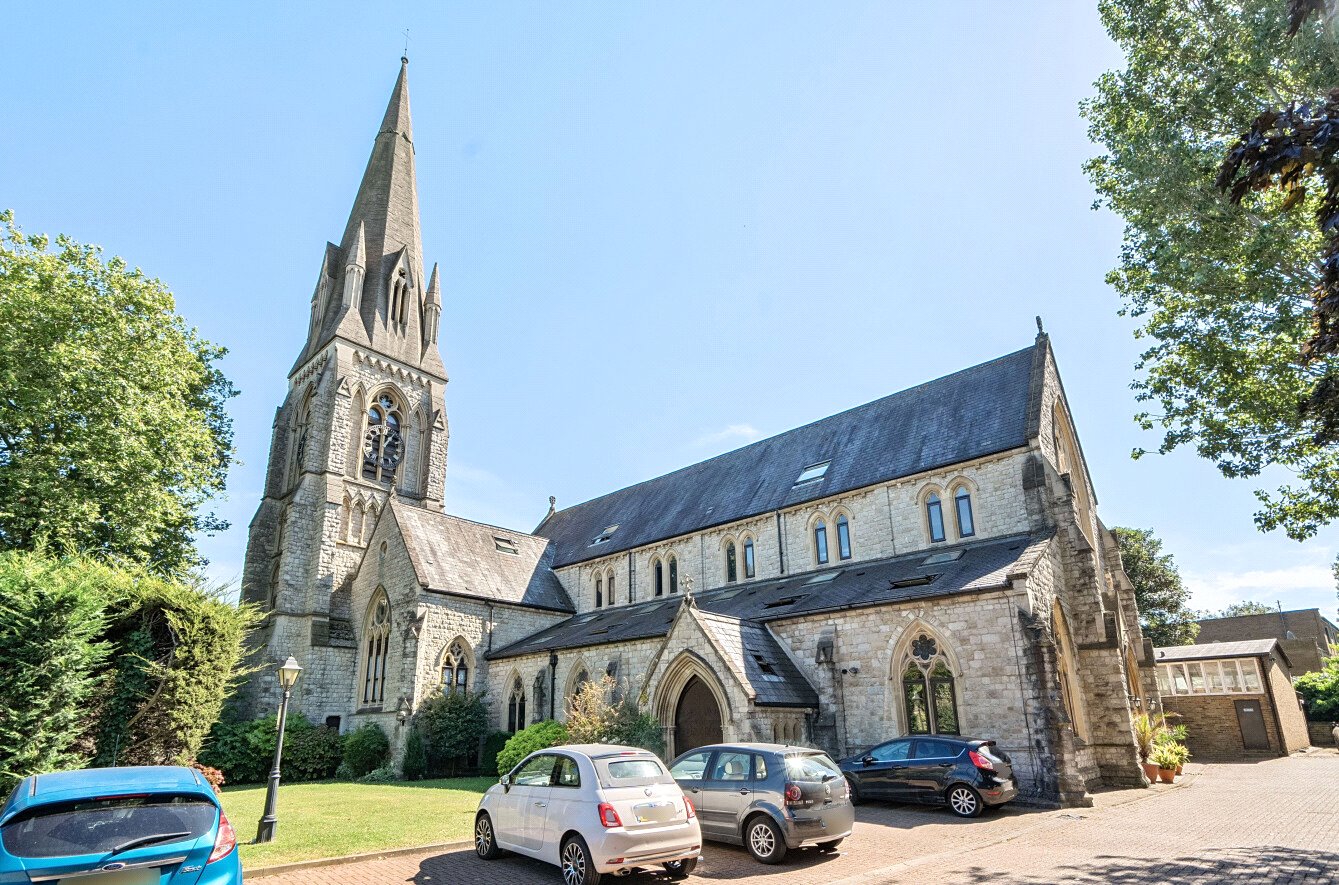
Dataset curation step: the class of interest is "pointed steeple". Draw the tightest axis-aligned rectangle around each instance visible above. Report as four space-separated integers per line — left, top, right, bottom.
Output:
342 222 367 308
425 262 441 307
423 262 442 350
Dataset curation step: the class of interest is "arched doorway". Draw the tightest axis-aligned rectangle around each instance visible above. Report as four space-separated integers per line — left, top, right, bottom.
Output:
674 675 723 754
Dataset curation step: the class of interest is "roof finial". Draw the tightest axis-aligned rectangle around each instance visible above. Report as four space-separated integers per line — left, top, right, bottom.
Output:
547 495 557 518
402 28 410 64
1035 315 1044 336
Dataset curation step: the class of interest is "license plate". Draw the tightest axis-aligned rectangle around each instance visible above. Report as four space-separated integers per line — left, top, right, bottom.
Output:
59 871 158 885
633 801 676 823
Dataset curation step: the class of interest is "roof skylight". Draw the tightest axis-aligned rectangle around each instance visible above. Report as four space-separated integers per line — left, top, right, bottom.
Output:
588 525 620 546
793 460 831 486
750 651 784 681
923 550 964 565
494 537 519 555
764 595 804 609
806 571 841 585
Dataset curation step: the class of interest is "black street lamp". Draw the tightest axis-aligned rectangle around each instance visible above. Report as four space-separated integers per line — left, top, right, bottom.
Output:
255 655 303 844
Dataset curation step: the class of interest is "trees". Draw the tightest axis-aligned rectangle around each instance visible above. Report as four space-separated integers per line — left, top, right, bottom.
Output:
1083 0 1339 541
566 675 666 756
1113 527 1200 647
1210 600 1278 617
0 211 235 574
1294 656 1339 720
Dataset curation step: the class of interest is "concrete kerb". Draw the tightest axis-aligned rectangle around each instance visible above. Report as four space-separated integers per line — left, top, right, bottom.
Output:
244 839 473 880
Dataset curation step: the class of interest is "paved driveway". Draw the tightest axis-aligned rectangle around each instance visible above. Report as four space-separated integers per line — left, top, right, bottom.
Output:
251 751 1339 884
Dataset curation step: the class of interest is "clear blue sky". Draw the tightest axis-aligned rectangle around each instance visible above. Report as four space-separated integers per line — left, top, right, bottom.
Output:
2 2 1334 621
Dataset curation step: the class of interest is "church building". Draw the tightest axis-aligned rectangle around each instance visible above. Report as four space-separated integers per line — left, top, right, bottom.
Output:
241 60 1157 806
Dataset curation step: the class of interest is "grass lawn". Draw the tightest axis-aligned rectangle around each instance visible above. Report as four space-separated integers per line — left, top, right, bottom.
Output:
220 777 494 869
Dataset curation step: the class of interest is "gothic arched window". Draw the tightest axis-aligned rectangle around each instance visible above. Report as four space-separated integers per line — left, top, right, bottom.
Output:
814 519 829 565
653 558 664 597
954 487 975 538
900 633 959 735
440 639 470 694
836 514 852 560
606 569 617 606
361 592 392 706
290 398 312 488
743 537 756 579
595 575 603 609
668 556 679 594
362 392 404 485
725 541 738 583
507 677 527 732
926 493 946 543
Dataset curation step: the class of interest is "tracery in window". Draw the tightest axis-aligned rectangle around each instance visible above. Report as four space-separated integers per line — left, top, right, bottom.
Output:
361 592 392 706
900 633 959 735
836 514 852 560
954 487 975 538
362 392 405 485
440 639 470 694
507 677 527 732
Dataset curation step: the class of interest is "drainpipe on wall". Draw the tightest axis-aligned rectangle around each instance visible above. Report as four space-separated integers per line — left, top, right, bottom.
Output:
548 649 558 720
776 512 786 576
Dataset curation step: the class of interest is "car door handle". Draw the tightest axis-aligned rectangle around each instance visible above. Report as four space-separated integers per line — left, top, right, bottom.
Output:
690 788 700 793
534 802 546 808
738 789 749 795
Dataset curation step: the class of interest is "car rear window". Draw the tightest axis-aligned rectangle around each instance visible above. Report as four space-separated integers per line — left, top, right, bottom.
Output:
596 755 674 786
2 794 216 859
977 743 1012 765
785 752 841 781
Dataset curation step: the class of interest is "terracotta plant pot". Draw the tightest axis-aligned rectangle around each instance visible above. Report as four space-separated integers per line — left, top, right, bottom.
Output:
1142 762 1160 782
1175 764 1183 775
1158 768 1175 784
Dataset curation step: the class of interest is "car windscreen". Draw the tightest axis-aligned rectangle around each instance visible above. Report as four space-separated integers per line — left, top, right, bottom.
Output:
785 752 842 781
595 755 675 787
1 794 216 859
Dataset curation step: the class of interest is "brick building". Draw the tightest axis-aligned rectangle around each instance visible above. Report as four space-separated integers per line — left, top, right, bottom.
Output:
240 60 1154 806
1194 609 1337 677
1154 641 1310 760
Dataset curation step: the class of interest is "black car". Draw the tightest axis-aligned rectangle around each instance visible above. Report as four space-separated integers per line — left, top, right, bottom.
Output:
838 736 1017 817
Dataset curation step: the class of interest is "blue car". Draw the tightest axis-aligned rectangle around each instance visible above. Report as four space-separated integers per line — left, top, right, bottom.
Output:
0 765 241 884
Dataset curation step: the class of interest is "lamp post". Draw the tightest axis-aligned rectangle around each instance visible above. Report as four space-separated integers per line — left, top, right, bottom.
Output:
255 656 302 844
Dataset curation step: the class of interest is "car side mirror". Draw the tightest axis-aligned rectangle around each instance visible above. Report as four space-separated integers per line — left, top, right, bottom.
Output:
862 756 875 765
500 774 511 792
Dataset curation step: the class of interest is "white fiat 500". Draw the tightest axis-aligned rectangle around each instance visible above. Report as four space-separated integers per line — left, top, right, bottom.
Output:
474 744 702 885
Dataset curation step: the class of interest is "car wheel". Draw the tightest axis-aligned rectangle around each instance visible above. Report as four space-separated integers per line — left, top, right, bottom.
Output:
744 814 788 864
663 857 698 879
560 834 603 885
845 776 862 805
946 784 983 818
474 812 502 860
818 838 844 852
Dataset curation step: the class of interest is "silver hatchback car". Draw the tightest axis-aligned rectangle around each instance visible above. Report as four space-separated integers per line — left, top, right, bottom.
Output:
669 743 854 864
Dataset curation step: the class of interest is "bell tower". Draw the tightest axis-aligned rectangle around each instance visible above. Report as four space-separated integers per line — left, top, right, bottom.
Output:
239 58 449 719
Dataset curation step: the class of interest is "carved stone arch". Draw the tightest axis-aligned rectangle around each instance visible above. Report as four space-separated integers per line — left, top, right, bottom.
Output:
886 618 964 736
806 509 833 565
918 483 948 543
386 248 413 326
654 651 733 758
887 618 964 679
346 385 367 478
502 666 527 732
357 588 393 708
361 385 409 486
563 656 593 705
720 533 739 583
438 635 474 694
1050 599 1091 741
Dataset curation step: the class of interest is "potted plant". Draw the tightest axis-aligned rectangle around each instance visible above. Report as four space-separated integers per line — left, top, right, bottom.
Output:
1150 744 1179 783
1167 742 1191 775
1154 725 1190 774
1132 712 1168 782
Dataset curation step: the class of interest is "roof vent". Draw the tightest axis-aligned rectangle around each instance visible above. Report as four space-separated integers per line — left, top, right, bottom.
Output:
793 460 831 486
890 575 937 590
764 595 804 609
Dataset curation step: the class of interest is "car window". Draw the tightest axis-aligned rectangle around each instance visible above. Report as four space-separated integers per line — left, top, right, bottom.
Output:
1 795 217 859
913 739 961 760
513 754 558 786
552 756 581 788
785 752 842 781
599 756 673 785
709 751 752 781
670 751 712 780
869 740 912 762
753 754 769 781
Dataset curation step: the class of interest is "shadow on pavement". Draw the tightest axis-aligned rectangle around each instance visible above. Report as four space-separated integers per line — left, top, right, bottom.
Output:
949 846 1339 884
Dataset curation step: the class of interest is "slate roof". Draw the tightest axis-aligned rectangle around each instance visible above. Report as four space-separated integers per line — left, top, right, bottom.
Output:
694 611 819 707
536 344 1040 567
392 503 574 612
1154 640 1285 662
488 532 1048 660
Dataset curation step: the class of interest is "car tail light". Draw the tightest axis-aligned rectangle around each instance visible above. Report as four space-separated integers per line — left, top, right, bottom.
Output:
598 802 622 828
208 809 237 864
684 797 696 819
783 783 802 804
968 749 995 773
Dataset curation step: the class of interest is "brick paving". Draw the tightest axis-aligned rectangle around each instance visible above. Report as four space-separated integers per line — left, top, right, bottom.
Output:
249 751 1339 884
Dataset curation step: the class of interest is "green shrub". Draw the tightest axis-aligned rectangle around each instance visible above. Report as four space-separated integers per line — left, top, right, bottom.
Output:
401 727 428 781
283 724 343 782
608 706 665 757
343 723 390 777
358 766 398 784
0 552 109 791
481 731 511 779
563 675 663 756
497 720 568 776
1296 658 1339 721
416 691 490 777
